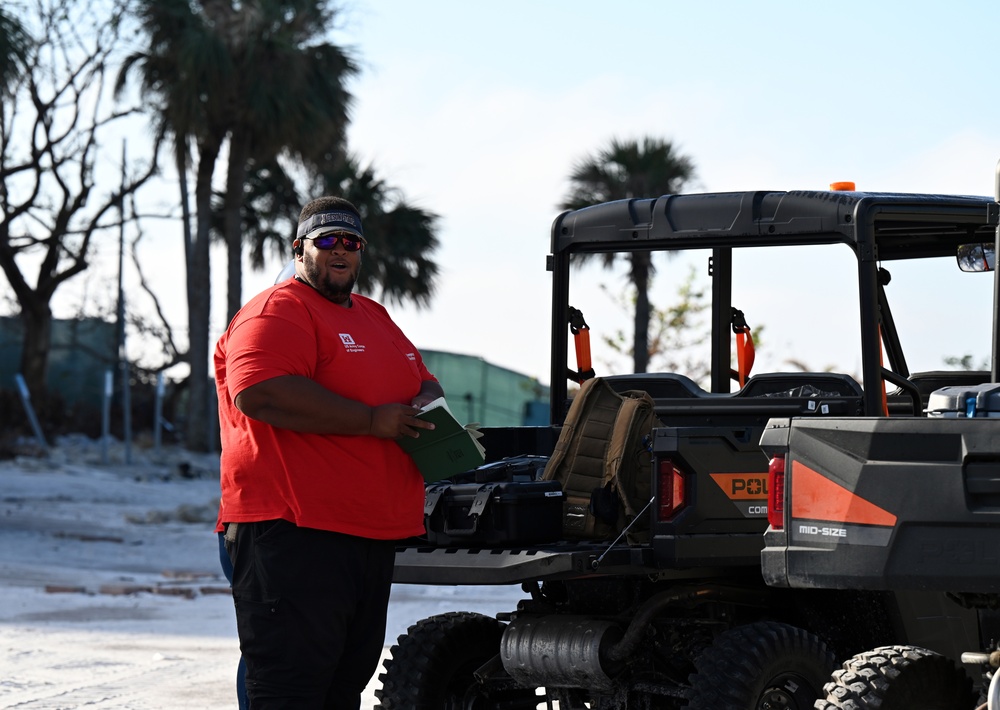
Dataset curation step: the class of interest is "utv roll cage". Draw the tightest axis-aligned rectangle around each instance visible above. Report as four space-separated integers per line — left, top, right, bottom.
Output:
547 190 1000 422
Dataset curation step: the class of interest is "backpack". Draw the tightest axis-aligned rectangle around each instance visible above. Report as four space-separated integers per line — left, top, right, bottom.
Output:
542 377 660 543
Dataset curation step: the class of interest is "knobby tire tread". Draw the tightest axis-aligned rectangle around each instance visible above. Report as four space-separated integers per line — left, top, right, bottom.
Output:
815 645 975 710
684 620 837 710
374 610 505 710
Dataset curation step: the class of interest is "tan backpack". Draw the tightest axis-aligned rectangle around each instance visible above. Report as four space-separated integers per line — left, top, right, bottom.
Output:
542 377 659 543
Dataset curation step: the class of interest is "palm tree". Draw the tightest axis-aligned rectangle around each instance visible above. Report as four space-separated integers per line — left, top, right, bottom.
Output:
202 0 358 323
237 158 302 271
560 137 695 373
240 153 441 307
123 1 424 450
123 0 356 450
0 6 30 99
318 155 440 308
118 0 235 451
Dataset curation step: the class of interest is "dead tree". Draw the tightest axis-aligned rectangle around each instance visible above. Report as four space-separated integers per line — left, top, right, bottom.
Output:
0 0 159 401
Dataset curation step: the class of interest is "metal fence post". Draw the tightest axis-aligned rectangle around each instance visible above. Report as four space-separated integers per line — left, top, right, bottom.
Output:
154 372 164 454
14 373 48 453
101 369 112 464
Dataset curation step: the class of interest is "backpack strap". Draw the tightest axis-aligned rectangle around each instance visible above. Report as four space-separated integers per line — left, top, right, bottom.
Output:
543 378 624 538
603 392 654 520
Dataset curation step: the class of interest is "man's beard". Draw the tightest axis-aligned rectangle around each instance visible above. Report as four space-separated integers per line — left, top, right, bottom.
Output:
302 257 356 304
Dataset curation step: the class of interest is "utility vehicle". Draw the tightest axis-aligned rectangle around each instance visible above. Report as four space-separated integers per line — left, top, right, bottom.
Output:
761 408 1000 709
760 174 1000 709
376 185 999 709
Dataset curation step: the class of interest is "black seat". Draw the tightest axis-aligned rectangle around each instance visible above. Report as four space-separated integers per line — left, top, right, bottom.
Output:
738 372 864 398
602 373 706 399
886 370 992 415
905 370 991 398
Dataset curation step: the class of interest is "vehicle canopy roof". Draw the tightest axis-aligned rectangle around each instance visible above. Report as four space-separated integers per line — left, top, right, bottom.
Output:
546 190 999 422
551 190 997 261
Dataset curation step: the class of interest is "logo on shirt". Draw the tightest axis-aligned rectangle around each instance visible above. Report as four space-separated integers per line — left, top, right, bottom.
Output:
406 352 416 361
339 333 365 353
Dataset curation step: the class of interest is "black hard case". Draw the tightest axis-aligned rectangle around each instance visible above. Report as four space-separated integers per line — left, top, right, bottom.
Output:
423 480 564 546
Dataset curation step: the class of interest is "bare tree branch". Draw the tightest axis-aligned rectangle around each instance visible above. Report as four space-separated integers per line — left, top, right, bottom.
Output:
0 0 161 398
127 192 183 373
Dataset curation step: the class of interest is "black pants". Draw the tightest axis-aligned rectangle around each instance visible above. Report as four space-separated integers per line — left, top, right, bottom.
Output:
226 520 396 710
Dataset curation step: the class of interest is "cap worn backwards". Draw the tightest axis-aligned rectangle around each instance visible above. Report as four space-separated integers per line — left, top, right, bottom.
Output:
296 210 366 243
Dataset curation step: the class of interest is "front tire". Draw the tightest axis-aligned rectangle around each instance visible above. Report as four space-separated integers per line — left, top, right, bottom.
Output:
374 611 539 709
684 621 836 710
817 645 975 710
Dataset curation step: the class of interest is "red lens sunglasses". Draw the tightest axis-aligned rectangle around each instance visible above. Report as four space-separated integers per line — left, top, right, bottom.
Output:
301 232 364 252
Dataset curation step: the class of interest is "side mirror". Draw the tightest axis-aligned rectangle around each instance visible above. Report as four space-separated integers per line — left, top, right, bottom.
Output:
957 243 996 272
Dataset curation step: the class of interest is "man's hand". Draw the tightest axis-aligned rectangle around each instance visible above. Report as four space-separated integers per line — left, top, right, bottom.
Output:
370 403 436 439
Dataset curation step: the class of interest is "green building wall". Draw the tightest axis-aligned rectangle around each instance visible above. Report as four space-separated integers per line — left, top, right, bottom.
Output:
420 350 549 427
0 318 550 429
0 316 116 404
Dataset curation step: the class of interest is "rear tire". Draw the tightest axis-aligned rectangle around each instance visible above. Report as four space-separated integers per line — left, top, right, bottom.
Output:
684 621 836 710
817 645 975 710
374 611 539 709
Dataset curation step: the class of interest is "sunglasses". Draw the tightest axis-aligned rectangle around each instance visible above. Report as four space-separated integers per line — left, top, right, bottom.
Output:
301 232 365 252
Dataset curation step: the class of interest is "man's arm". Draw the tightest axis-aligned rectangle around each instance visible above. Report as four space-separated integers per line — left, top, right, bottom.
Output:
234 375 435 439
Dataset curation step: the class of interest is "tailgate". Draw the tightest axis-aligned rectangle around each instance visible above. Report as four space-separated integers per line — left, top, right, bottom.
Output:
761 417 1000 593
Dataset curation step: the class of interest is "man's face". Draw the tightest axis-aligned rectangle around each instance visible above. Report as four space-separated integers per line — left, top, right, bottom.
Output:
295 233 362 305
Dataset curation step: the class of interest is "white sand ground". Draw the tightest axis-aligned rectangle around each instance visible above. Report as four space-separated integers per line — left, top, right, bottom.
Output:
0 437 523 709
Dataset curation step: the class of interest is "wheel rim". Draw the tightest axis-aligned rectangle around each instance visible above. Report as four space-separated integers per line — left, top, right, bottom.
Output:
757 671 817 710
684 622 836 710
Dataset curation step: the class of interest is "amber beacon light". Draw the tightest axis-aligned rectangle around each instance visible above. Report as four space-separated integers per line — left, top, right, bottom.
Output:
829 181 856 191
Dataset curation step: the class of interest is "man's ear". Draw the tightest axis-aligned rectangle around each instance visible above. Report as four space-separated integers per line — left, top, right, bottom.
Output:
292 239 303 257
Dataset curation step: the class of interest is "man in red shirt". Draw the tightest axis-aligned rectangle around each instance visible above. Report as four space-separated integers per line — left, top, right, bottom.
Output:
216 196 443 709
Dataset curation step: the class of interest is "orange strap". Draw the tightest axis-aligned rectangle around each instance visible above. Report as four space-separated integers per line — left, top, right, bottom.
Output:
736 327 755 388
569 307 595 383
573 327 592 383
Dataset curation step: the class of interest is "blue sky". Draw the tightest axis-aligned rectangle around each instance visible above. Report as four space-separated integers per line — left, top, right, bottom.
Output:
48 1 995 386
248 0 996 384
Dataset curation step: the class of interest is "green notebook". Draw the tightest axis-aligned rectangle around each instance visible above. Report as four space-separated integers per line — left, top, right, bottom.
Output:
396 398 486 482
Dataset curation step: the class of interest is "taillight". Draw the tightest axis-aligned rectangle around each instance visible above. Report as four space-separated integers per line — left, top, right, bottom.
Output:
767 455 785 530
657 458 687 521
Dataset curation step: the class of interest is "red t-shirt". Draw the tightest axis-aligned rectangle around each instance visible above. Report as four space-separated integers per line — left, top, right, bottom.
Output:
215 279 433 539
